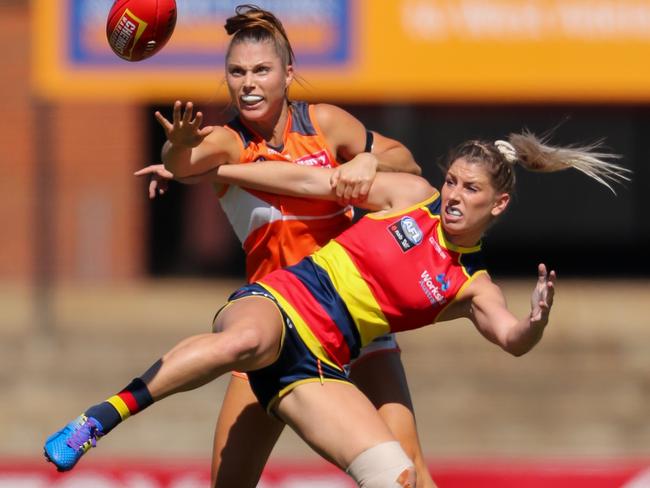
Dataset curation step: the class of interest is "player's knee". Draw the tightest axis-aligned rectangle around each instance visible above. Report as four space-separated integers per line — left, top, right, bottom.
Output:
347 441 416 487
220 326 264 363
397 439 419 465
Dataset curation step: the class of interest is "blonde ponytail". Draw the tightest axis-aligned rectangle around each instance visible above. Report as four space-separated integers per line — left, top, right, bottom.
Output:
445 130 630 195
507 131 630 194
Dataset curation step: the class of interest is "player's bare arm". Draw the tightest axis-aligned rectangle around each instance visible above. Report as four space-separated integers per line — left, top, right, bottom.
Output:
466 266 556 356
214 161 434 213
314 103 421 204
156 100 240 178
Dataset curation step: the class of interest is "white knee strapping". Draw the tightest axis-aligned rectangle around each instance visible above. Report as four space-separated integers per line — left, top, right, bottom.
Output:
346 441 416 487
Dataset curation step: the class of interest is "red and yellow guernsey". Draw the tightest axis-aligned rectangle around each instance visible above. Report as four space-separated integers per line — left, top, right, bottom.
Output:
258 192 487 369
219 101 353 282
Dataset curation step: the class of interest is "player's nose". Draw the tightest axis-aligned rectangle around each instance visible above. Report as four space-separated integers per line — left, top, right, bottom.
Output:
243 71 255 89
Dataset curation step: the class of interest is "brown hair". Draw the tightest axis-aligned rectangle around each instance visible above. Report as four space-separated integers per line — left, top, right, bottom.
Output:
444 130 630 194
224 4 295 67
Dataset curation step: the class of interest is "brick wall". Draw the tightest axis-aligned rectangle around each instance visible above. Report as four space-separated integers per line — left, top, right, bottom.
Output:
0 3 145 282
1 3 35 281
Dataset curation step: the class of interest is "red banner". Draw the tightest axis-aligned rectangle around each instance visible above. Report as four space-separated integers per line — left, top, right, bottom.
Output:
2 459 649 487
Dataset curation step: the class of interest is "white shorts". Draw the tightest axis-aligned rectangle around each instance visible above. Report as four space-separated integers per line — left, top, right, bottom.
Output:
351 333 400 367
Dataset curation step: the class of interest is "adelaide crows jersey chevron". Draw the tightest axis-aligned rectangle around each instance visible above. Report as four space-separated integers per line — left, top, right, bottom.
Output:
258 192 487 368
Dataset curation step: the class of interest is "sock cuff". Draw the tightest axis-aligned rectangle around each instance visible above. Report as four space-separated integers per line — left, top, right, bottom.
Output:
107 395 131 420
123 378 153 408
108 378 153 420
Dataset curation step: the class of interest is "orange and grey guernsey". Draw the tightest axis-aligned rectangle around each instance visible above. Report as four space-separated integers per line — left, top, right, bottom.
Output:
258 192 487 369
219 101 353 283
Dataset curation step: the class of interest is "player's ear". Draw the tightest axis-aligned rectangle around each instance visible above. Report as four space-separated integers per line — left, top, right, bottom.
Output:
285 64 294 88
491 192 510 217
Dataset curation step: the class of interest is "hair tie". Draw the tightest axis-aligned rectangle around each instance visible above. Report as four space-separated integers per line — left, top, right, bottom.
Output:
494 140 518 164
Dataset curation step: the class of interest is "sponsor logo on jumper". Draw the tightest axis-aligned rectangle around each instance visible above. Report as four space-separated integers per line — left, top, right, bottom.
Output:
296 150 331 167
435 273 451 292
109 9 148 57
389 217 423 252
419 270 447 305
428 236 448 259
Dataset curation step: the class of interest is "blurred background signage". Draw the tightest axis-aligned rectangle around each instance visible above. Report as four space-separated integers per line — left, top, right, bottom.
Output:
32 0 650 102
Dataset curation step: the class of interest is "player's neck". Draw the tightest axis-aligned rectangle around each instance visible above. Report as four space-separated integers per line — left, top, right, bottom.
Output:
241 100 290 146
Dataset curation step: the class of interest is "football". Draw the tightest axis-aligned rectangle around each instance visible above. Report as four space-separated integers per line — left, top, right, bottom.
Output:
106 0 177 62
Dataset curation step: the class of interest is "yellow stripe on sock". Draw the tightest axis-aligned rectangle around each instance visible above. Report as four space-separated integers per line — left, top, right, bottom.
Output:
107 395 131 420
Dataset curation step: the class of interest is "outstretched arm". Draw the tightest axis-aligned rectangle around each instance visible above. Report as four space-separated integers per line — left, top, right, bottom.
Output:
156 101 240 178
214 160 435 213
468 264 556 356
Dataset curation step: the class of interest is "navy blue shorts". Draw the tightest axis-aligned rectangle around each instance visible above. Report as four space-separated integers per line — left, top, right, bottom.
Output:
221 283 351 412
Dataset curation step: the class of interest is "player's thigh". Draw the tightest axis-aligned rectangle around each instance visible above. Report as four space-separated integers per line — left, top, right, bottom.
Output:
211 374 284 487
351 351 420 451
212 296 284 368
351 348 413 410
352 350 438 487
274 381 396 469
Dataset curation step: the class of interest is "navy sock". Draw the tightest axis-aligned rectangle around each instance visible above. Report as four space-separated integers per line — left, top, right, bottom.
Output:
85 378 153 434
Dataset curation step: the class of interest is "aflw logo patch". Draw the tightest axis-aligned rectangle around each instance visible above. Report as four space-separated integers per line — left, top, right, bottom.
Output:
388 216 423 252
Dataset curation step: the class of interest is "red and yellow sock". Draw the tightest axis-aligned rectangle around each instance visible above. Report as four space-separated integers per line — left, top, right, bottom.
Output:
85 378 153 434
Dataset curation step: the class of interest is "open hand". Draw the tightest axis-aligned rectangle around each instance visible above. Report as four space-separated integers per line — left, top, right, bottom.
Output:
530 263 556 325
134 164 174 199
155 100 214 148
